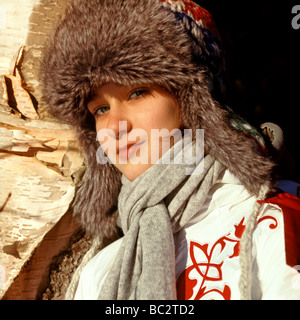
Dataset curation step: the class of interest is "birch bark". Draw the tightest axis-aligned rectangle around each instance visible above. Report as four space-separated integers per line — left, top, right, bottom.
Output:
0 0 86 299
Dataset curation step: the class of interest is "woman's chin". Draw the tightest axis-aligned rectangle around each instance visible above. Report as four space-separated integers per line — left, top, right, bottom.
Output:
116 162 155 181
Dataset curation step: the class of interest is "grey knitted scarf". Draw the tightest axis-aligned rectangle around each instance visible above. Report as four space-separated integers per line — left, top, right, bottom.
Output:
98 140 223 299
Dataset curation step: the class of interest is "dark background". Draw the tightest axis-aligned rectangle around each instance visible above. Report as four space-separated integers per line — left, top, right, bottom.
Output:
194 1 300 181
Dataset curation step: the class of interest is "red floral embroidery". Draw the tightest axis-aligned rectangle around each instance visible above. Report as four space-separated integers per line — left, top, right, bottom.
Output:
257 215 278 229
176 215 279 300
258 192 300 267
177 218 246 300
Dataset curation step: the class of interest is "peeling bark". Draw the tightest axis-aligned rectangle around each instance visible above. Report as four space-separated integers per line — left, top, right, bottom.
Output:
0 0 86 299
0 103 84 298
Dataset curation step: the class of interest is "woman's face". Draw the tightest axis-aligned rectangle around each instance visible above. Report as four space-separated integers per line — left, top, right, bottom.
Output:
87 82 182 181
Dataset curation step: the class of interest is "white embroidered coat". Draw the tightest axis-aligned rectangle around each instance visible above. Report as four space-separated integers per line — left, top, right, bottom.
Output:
74 170 300 300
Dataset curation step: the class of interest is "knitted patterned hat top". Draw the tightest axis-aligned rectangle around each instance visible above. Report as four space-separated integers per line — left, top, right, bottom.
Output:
160 0 225 100
40 0 274 239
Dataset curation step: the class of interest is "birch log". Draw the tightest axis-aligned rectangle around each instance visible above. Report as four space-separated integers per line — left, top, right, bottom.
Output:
0 0 87 299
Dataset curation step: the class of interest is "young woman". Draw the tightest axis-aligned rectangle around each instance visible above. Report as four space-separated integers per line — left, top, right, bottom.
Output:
40 0 300 300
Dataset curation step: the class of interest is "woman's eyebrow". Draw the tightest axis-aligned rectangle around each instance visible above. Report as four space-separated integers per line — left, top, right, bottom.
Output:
86 95 101 113
86 92 106 108
86 92 98 104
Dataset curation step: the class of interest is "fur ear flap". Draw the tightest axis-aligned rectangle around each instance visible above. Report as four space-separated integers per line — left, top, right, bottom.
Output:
179 75 275 196
72 126 122 239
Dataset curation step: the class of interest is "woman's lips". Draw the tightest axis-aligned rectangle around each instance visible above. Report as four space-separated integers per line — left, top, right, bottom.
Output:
118 142 144 160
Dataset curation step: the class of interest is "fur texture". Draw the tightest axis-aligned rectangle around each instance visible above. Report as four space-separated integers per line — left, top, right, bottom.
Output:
39 0 274 238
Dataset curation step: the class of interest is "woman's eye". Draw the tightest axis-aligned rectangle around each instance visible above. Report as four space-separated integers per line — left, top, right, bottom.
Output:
95 106 110 116
129 89 147 99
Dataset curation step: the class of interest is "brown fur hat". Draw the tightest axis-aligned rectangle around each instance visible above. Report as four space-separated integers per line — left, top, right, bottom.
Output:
39 0 274 239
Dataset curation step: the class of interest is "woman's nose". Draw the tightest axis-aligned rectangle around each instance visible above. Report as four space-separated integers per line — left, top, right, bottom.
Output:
105 107 132 140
